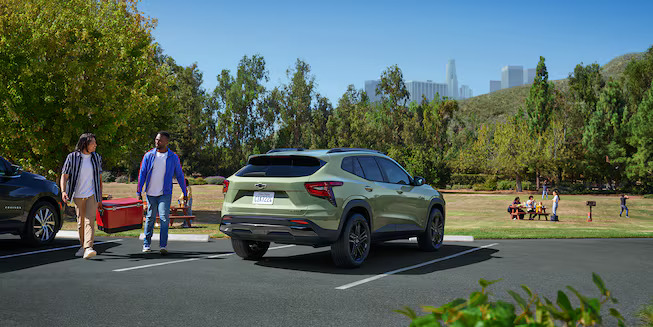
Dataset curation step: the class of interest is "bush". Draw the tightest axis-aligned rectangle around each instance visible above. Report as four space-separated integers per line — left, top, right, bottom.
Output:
188 177 207 185
396 273 625 327
451 184 472 190
115 175 129 184
483 176 497 191
644 194 653 199
497 180 513 190
472 183 492 191
205 176 226 185
521 181 533 191
450 174 491 185
101 171 115 183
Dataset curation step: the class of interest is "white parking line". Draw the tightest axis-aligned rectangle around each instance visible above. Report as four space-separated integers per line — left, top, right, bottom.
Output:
113 244 296 272
335 243 499 290
0 239 123 260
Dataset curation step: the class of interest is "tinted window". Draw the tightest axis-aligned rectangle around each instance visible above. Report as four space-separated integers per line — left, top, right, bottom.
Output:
352 157 365 178
358 156 384 182
341 157 354 174
0 157 9 176
236 155 324 177
341 157 365 179
376 158 411 184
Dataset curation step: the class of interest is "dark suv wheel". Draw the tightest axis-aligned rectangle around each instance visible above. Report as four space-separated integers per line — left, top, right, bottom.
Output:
231 238 270 260
21 201 59 245
331 213 371 268
417 209 444 251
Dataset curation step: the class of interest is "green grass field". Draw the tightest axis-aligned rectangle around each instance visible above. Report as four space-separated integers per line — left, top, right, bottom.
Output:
61 183 653 239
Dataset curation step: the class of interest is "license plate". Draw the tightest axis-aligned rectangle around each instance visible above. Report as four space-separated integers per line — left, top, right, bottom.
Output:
253 191 274 205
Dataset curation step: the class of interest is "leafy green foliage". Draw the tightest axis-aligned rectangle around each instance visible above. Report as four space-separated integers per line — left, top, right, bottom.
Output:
397 273 625 327
0 0 172 179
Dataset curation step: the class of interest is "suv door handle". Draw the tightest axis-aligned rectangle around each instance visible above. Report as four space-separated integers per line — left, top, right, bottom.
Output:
364 186 373 192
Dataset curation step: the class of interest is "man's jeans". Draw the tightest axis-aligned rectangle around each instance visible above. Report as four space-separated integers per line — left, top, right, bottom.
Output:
620 205 629 217
144 194 172 248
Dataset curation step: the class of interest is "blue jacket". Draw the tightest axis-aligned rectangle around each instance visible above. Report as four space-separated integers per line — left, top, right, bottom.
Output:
137 148 187 197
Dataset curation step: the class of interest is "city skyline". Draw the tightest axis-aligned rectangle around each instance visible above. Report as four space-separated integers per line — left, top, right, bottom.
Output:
138 0 653 104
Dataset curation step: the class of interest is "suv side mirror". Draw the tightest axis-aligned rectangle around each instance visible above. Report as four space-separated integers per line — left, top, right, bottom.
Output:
413 176 425 186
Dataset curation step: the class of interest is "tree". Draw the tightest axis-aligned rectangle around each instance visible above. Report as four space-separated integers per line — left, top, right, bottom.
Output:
167 59 213 175
212 54 273 173
623 45 653 111
273 59 316 148
0 0 171 178
582 81 630 186
626 81 653 191
377 64 409 109
493 118 535 192
524 56 556 136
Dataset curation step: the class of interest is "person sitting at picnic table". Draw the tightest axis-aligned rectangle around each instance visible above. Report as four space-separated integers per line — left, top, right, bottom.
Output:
526 195 536 220
509 197 526 220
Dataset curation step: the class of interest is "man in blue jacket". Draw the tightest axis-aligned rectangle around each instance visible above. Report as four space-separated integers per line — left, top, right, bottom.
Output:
137 131 187 255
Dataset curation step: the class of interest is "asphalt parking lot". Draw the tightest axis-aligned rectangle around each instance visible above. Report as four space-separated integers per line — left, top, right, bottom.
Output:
1 236 651 326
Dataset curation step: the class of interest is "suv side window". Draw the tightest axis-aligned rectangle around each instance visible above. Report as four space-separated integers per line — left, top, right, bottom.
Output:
0 157 8 176
341 157 365 179
358 156 384 182
376 157 411 185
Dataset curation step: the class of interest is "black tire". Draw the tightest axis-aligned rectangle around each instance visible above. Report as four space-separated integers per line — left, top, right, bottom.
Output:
331 213 371 268
231 238 270 260
21 201 59 246
417 209 444 251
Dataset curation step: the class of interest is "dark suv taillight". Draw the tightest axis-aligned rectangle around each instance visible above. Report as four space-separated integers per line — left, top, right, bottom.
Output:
304 181 343 206
223 180 229 194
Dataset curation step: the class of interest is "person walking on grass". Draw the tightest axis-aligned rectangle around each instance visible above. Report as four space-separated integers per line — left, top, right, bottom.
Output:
551 190 560 222
542 181 548 200
137 131 187 255
60 133 103 259
620 194 630 218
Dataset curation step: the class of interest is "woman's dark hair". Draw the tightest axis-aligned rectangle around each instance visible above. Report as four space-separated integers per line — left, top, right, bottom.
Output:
528 195 534 199
75 133 96 152
514 197 520 202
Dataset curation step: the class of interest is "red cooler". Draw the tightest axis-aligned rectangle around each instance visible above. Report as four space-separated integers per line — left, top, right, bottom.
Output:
96 198 143 233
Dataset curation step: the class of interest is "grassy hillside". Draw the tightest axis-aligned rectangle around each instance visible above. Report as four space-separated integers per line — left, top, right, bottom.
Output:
458 52 644 125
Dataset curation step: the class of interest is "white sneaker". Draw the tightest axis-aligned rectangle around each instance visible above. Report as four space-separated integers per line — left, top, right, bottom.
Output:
160 247 168 255
75 247 84 257
83 248 97 259
142 246 152 253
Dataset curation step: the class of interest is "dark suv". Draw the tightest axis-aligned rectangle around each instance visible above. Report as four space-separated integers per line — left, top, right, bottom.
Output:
0 156 64 245
220 148 446 267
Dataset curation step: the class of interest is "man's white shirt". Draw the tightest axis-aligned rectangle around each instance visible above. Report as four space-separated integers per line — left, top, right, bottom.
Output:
147 150 168 196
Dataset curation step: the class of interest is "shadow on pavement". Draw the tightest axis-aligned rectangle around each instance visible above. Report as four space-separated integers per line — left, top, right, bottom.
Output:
254 242 499 275
0 239 122 274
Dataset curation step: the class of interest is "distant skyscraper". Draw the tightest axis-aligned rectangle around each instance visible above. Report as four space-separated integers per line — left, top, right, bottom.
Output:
523 68 536 84
459 85 472 99
446 59 459 99
364 80 382 102
405 80 448 104
501 65 524 89
490 80 501 93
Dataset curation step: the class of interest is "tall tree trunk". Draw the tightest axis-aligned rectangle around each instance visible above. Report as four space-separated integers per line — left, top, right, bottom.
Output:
536 172 540 190
516 175 523 192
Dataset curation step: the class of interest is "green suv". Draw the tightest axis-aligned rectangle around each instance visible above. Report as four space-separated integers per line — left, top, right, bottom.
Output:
220 148 445 267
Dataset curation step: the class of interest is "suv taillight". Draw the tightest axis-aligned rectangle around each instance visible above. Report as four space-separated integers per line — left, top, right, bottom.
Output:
223 180 229 194
304 181 343 206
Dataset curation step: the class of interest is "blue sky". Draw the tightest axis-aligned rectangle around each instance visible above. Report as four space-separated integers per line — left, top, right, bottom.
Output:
138 0 653 104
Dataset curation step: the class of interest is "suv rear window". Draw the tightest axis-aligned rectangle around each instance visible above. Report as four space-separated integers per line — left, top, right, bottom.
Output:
357 156 384 182
341 157 365 178
236 155 325 177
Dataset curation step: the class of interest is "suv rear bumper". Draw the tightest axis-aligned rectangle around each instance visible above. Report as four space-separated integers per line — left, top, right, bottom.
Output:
219 216 339 246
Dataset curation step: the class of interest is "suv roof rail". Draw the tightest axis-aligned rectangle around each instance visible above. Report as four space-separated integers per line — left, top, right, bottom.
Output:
266 148 305 154
326 148 383 154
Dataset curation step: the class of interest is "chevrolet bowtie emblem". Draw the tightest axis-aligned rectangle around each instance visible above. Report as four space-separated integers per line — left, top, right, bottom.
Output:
255 183 267 189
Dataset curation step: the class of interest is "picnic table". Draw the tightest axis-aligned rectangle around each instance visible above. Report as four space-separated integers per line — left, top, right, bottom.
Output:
142 202 195 227
509 205 549 220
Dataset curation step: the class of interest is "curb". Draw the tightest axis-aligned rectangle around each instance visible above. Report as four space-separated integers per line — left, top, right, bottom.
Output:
55 230 80 239
409 235 475 242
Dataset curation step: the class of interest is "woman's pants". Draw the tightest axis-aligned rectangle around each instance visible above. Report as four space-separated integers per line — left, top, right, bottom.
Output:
74 196 97 249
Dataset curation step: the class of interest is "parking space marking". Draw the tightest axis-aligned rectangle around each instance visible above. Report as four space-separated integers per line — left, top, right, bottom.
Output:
113 244 296 272
0 239 124 260
335 243 499 290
